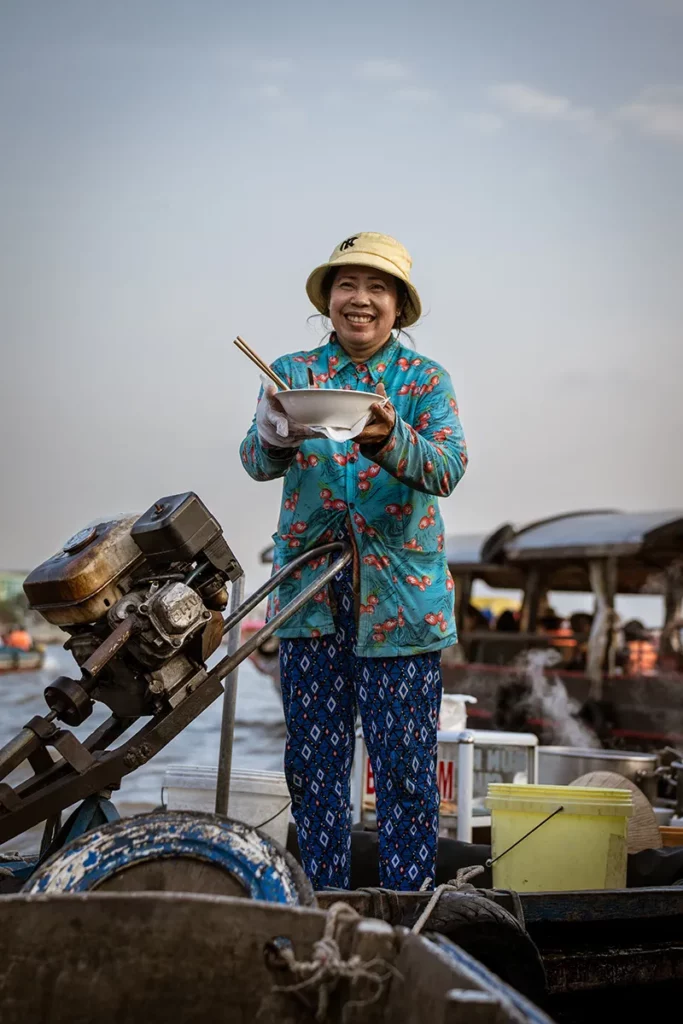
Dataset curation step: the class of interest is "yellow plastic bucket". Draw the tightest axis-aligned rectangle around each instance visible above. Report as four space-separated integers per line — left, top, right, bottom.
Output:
485 783 633 892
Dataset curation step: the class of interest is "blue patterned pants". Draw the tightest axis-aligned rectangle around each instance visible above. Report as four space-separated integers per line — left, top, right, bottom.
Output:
279 556 442 891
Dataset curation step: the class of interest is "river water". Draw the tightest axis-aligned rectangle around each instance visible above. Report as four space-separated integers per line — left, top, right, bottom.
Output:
0 645 286 827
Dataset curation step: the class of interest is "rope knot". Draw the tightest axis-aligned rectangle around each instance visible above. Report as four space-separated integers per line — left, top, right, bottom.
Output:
411 864 486 934
270 901 397 1022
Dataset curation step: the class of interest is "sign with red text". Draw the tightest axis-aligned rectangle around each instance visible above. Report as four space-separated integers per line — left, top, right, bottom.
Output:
360 739 532 814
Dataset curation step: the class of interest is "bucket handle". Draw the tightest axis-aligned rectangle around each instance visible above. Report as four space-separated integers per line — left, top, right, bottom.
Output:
255 799 292 832
486 806 564 868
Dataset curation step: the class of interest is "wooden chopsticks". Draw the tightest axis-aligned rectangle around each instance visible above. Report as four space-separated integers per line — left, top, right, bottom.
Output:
234 336 290 391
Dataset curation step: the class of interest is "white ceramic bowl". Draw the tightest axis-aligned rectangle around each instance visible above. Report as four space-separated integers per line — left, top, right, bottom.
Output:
277 388 379 433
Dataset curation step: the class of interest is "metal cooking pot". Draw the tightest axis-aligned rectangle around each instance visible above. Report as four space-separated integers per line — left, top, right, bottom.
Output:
538 746 658 801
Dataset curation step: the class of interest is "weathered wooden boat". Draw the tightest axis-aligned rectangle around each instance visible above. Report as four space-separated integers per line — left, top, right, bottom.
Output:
317 882 683 1024
0 644 43 673
5 812 681 1024
1 494 680 1022
6 800 679 1023
443 509 683 752
0 890 554 1024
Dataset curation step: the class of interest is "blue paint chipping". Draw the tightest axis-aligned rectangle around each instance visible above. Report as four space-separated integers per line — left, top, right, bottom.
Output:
22 811 307 906
429 934 552 1024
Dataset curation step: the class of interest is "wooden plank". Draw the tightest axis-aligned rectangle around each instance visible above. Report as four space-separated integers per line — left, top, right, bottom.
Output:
517 886 683 923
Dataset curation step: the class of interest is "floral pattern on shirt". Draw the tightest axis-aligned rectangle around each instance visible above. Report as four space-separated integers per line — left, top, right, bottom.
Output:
239 334 468 656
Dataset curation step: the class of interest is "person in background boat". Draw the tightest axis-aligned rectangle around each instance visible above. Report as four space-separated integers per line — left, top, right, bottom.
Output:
538 611 576 665
566 612 593 671
622 619 658 677
240 232 468 891
495 609 519 633
538 610 562 633
464 603 491 631
569 611 593 635
3 625 32 652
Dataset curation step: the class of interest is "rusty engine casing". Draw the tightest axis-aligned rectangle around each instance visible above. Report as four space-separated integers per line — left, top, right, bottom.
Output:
23 516 144 627
22 493 243 720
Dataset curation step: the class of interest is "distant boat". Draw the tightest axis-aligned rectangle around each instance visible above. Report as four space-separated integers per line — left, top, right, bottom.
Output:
0 645 44 673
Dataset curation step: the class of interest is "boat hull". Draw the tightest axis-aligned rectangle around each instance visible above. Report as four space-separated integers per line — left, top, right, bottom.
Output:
0 892 553 1024
318 885 683 1021
442 661 683 752
0 648 43 673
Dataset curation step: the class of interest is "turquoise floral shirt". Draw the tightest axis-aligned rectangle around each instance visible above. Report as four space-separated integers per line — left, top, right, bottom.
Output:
239 334 468 657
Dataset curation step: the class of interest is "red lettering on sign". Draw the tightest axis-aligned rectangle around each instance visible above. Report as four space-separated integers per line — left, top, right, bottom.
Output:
365 760 375 796
437 760 454 801
363 755 456 808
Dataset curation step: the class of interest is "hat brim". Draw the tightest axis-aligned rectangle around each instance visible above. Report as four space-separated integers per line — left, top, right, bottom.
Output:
306 252 422 328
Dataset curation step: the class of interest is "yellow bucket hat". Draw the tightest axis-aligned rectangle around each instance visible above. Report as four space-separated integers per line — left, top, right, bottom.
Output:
306 232 422 328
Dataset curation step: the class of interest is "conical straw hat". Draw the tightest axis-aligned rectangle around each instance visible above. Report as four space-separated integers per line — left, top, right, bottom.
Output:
570 770 662 854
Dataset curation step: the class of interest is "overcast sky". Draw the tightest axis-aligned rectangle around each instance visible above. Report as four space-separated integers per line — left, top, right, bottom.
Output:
1 0 682 593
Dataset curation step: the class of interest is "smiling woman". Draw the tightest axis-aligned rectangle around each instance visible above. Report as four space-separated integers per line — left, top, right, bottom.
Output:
239 232 468 894
325 266 404 359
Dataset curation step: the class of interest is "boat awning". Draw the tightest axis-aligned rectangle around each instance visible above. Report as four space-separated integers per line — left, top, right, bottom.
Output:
503 509 683 562
445 509 683 594
445 533 488 568
445 530 525 589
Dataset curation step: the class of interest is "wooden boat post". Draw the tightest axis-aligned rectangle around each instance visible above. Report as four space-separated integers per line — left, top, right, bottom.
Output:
586 557 618 700
660 564 683 662
519 567 542 634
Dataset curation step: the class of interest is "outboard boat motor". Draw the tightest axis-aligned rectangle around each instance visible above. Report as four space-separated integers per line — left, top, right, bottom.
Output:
26 492 241 724
0 492 350 848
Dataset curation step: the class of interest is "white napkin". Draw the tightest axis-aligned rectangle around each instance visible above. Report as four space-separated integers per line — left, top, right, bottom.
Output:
313 413 373 443
309 395 389 442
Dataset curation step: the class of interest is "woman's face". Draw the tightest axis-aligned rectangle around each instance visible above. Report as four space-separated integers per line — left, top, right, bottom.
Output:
328 266 399 353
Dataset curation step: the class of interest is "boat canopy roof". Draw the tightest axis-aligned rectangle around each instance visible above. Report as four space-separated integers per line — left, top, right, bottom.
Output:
445 532 524 589
447 509 683 594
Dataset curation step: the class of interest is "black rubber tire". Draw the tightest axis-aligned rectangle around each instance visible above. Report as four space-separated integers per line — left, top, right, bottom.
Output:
402 892 547 1004
22 812 315 906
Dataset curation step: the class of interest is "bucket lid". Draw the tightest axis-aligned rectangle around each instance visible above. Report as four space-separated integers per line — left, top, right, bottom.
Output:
486 782 634 818
163 765 288 794
225 769 289 795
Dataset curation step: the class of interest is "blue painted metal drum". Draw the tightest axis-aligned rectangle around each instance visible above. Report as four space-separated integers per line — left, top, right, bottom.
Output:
22 811 314 906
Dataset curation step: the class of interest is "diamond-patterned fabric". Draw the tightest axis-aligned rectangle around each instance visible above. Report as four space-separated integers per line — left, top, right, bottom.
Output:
280 551 441 891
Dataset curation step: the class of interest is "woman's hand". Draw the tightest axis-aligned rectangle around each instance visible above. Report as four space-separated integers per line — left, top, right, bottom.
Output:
256 381 321 449
354 383 396 446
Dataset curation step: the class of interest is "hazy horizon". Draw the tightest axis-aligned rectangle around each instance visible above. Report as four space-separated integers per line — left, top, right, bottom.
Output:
1 0 682 599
